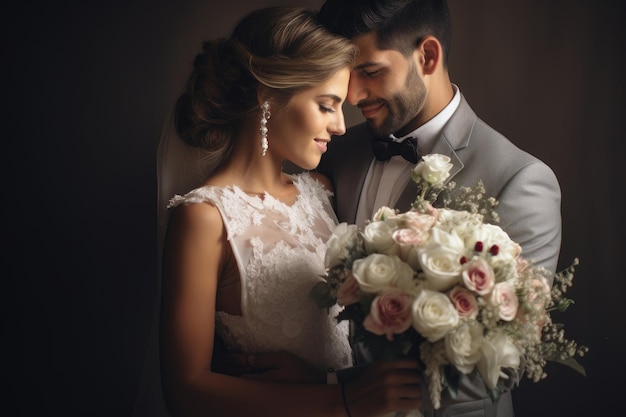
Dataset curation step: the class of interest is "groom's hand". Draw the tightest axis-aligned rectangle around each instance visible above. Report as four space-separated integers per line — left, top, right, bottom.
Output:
211 350 251 376
242 351 326 384
211 336 251 376
344 358 423 416
211 334 324 383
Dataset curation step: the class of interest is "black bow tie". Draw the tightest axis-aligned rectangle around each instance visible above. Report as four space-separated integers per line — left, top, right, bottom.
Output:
371 137 420 163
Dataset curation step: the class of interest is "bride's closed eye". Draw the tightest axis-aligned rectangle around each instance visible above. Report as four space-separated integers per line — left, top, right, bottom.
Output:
319 104 336 113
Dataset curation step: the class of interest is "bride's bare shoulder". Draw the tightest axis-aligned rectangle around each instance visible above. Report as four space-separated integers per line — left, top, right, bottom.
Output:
167 199 224 241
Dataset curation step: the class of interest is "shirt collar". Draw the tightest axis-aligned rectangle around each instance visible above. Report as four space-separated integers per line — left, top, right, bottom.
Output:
390 84 461 155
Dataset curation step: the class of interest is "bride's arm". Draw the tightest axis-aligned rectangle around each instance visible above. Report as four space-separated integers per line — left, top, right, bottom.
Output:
160 202 422 417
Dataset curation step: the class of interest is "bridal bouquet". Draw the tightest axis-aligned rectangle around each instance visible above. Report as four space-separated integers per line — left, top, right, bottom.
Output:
312 154 588 409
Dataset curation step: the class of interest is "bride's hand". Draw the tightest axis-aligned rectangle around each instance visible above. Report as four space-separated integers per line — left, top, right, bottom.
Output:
242 351 326 383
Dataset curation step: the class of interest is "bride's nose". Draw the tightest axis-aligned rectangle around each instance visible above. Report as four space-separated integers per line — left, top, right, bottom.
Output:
328 110 346 136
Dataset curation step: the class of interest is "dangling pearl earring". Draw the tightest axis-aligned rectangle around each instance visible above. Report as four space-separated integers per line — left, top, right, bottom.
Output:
259 101 271 156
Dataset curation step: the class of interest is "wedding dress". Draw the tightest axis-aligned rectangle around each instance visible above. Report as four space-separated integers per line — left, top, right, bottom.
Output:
167 173 352 371
133 164 352 416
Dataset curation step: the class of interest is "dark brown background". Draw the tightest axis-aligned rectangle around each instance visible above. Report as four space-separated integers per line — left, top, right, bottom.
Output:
4 0 623 415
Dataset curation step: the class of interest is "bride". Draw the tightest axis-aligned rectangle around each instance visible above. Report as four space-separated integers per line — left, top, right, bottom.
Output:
136 6 423 417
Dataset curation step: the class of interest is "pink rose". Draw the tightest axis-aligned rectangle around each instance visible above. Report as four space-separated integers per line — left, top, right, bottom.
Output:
393 227 429 247
392 228 426 269
337 274 361 306
488 282 519 321
422 202 438 217
363 290 414 341
462 257 495 295
397 209 438 233
516 257 530 274
448 286 479 319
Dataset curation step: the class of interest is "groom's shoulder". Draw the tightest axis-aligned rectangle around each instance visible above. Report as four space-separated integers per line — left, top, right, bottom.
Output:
345 121 370 138
333 122 371 149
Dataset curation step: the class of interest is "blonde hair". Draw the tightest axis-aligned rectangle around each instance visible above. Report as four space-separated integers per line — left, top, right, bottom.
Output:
176 6 357 165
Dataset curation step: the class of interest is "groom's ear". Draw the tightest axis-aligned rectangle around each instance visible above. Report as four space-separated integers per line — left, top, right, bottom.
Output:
416 36 442 76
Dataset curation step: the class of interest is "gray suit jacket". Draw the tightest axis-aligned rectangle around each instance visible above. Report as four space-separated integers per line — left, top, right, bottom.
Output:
317 94 562 416
317 94 561 272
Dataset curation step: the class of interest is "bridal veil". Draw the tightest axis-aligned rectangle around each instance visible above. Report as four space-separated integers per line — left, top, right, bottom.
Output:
133 105 219 417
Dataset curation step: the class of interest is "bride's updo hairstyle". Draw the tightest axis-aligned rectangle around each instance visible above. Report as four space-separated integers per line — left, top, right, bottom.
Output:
175 6 357 163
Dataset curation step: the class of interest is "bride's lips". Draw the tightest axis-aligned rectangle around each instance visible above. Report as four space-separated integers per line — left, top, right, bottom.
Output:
359 102 385 119
314 138 329 153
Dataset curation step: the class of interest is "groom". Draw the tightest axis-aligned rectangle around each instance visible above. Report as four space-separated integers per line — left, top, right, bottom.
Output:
314 0 561 416
316 0 561 274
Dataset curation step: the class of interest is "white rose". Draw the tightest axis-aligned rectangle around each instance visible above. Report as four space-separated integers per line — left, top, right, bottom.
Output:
352 253 414 294
468 223 522 262
418 228 466 291
437 209 484 243
324 222 360 269
413 154 453 185
487 281 519 321
437 208 482 226
372 206 397 221
395 209 438 233
445 320 484 374
363 218 400 256
476 331 521 390
411 289 460 342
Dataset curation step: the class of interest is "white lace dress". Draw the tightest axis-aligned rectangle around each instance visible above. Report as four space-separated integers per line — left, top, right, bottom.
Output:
168 172 352 372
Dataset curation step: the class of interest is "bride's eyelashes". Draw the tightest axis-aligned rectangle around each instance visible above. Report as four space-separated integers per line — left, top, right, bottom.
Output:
319 104 336 113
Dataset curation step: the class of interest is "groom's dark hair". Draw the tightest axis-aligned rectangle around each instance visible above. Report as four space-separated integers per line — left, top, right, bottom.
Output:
318 0 452 65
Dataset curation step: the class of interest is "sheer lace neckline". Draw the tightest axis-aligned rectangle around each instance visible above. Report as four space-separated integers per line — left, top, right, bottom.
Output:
202 175 301 209
206 174 298 207
229 187 297 207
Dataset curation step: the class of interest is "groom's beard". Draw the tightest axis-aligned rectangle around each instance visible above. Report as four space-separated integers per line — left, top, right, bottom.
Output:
366 64 427 138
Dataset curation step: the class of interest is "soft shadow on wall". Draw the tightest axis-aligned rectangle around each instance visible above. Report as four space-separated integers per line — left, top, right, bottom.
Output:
447 1 623 417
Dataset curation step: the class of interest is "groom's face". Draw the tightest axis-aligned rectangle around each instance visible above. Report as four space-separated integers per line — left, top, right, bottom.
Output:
347 32 427 138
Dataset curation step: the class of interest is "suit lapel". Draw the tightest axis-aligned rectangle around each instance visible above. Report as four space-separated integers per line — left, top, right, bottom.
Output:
395 94 476 210
434 94 475 182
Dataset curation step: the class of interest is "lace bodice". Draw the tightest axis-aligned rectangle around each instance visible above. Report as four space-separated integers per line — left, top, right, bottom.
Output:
168 172 352 372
